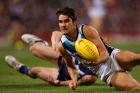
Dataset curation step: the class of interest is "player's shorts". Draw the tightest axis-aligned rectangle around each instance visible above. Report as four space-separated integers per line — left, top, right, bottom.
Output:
95 49 127 86
57 56 96 81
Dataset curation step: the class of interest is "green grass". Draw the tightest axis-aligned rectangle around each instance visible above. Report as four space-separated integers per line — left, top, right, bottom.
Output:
0 42 140 93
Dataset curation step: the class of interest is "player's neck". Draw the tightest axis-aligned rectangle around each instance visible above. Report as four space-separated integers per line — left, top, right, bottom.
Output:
66 27 78 41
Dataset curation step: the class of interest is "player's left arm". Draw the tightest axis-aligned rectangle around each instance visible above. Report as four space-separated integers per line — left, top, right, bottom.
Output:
83 25 109 65
58 42 78 90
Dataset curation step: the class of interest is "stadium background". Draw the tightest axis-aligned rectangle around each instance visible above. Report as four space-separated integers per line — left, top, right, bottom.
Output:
0 0 140 93
0 0 140 47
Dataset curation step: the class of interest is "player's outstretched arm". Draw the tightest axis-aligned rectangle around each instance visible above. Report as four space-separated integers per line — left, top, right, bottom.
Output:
58 42 78 90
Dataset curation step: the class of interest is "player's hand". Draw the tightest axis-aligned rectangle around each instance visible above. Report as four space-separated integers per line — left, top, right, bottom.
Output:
46 76 59 86
69 81 78 90
82 60 101 66
52 43 61 57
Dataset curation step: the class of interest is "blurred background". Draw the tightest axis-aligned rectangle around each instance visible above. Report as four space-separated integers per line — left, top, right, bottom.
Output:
0 0 140 49
0 1 140 92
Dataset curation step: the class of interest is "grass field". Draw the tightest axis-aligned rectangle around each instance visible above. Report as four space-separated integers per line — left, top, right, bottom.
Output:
1 42 140 93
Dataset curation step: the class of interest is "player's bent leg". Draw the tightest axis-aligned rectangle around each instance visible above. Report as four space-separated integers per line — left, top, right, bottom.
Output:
5 55 23 70
77 75 97 85
5 55 35 78
116 51 140 69
29 67 58 82
111 71 140 91
30 42 58 61
21 34 48 46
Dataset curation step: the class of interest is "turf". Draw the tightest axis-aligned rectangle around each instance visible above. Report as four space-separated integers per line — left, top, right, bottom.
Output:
0 42 140 93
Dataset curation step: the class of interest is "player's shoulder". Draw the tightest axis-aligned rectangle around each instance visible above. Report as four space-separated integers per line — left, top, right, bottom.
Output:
83 24 98 35
83 24 97 32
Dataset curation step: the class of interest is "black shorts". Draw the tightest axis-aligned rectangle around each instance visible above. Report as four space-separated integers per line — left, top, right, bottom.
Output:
57 56 96 81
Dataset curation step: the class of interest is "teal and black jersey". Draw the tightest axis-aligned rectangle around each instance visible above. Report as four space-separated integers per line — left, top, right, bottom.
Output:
61 24 114 58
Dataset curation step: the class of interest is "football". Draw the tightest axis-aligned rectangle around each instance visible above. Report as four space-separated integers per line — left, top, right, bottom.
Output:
75 39 99 61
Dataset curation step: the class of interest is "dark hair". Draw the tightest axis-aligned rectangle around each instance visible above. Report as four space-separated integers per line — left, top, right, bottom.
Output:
56 7 77 22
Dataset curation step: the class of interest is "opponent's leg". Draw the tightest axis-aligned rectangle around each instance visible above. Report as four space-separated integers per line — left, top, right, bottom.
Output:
21 34 48 46
5 55 34 78
111 71 140 91
21 34 58 62
29 67 58 83
30 42 58 61
5 55 59 85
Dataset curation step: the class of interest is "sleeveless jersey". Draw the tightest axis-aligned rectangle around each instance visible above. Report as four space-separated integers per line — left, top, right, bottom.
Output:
60 24 115 73
61 24 114 57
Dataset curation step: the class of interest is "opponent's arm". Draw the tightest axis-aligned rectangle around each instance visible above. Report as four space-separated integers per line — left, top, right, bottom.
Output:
51 31 63 56
51 31 62 44
83 25 109 65
58 42 78 90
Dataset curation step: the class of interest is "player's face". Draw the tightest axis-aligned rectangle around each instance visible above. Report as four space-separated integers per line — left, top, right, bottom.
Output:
58 15 76 35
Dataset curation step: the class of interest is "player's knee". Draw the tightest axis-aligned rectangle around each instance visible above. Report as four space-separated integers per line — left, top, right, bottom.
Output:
30 44 41 56
84 75 97 85
118 51 136 62
126 54 136 62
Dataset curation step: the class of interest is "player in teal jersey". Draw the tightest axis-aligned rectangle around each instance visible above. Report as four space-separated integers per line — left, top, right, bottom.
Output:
55 6 140 90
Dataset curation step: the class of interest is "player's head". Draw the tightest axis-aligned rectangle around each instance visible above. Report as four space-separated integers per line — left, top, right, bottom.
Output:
56 7 77 22
56 7 77 35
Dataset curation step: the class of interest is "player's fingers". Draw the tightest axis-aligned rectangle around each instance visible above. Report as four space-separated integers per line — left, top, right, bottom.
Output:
82 61 98 66
69 83 75 90
69 82 77 90
82 62 91 65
